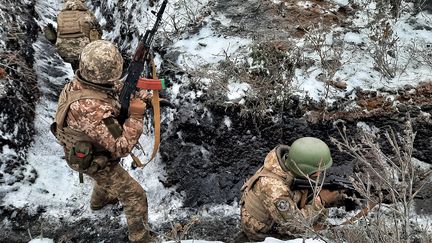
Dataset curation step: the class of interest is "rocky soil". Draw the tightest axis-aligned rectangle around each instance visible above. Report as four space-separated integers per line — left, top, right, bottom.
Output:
0 0 40 197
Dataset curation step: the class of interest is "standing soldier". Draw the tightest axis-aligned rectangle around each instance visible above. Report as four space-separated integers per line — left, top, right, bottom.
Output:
44 0 102 70
240 137 345 241
51 40 151 243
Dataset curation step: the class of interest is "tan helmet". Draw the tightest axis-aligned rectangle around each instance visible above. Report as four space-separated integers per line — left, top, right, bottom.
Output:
64 0 87 10
79 40 124 84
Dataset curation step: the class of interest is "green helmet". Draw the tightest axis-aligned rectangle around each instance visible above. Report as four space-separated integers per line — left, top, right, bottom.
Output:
284 137 333 178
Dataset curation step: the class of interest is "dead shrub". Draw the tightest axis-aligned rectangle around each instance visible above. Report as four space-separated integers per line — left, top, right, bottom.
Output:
164 0 212 36
239 41 303 119
329 119 432 243
166 216 200 242
369 20 399 79
302 23 350 119
203 41 304 121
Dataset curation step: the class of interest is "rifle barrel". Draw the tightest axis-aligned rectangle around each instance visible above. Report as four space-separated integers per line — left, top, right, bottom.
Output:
291 177 355 191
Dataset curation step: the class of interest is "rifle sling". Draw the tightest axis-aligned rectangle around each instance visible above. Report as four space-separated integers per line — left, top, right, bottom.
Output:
148 58 160 163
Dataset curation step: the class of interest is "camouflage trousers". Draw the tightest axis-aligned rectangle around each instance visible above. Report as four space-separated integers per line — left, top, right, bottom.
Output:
66 159 149 242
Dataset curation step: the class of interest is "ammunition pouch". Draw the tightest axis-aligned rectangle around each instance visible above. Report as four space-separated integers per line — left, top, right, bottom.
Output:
69 141 93 170
103 117 123 139
57 11 86 39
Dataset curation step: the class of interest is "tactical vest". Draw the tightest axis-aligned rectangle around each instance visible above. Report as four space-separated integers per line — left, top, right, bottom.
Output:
51 81 118 154
240 145 308 225
57 10 94 40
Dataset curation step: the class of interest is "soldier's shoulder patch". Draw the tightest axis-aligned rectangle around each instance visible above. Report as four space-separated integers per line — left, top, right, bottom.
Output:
275 198 291 212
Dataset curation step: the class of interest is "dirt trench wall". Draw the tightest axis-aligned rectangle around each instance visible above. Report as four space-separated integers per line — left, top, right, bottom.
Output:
160 84 432 208
0 0 39 192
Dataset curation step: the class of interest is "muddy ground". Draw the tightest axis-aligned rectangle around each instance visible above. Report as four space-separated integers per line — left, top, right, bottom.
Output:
1 0 432 242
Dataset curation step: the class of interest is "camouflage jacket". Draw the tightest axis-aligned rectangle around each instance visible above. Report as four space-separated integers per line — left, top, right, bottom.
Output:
240 145 328 240
64 79 143 158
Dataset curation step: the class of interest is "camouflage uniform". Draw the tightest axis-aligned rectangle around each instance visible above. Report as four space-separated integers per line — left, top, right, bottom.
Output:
53 76 150 242
55 0 102 70
240 145 328 241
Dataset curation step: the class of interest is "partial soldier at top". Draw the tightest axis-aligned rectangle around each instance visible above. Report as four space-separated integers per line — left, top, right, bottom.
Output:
44 0 102 70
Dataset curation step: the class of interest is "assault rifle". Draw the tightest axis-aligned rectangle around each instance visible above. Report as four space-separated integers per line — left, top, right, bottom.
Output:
292 174 356 192
118 0 168 125
292 174 361 211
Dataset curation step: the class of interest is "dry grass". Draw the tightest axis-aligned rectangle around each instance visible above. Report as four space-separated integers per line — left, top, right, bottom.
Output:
166 216 200 242
328 119 432 243
176 40 306 122
266 119 432 242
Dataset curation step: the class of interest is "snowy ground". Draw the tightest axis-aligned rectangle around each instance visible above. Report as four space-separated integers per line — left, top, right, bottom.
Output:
29 237 324 243
1 0 432 242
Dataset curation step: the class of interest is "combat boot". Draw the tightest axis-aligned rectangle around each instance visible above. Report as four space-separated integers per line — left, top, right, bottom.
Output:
148 230 162 243
129 230 149 243
130 233 160 243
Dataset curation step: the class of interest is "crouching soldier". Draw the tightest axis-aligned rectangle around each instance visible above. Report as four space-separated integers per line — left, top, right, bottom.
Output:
240 137 345 241
44 0 102 70
51 40 151 243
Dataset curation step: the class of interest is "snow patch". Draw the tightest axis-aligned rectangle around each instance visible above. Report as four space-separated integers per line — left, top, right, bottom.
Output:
34 0 60 28
28 238 324 243
331 0 349 6
356 121 380 134
344 32 365 44
28 238 54 243
224 116 232 130
227 82 250 100
173 26 251 67
214 13 232 27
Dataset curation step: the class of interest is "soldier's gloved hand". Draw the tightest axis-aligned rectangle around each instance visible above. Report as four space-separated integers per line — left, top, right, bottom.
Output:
43 23 57 44
319 189 346 206
312 195 324 210
301 197 327 221
136 90 153 102
129 98 147 119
